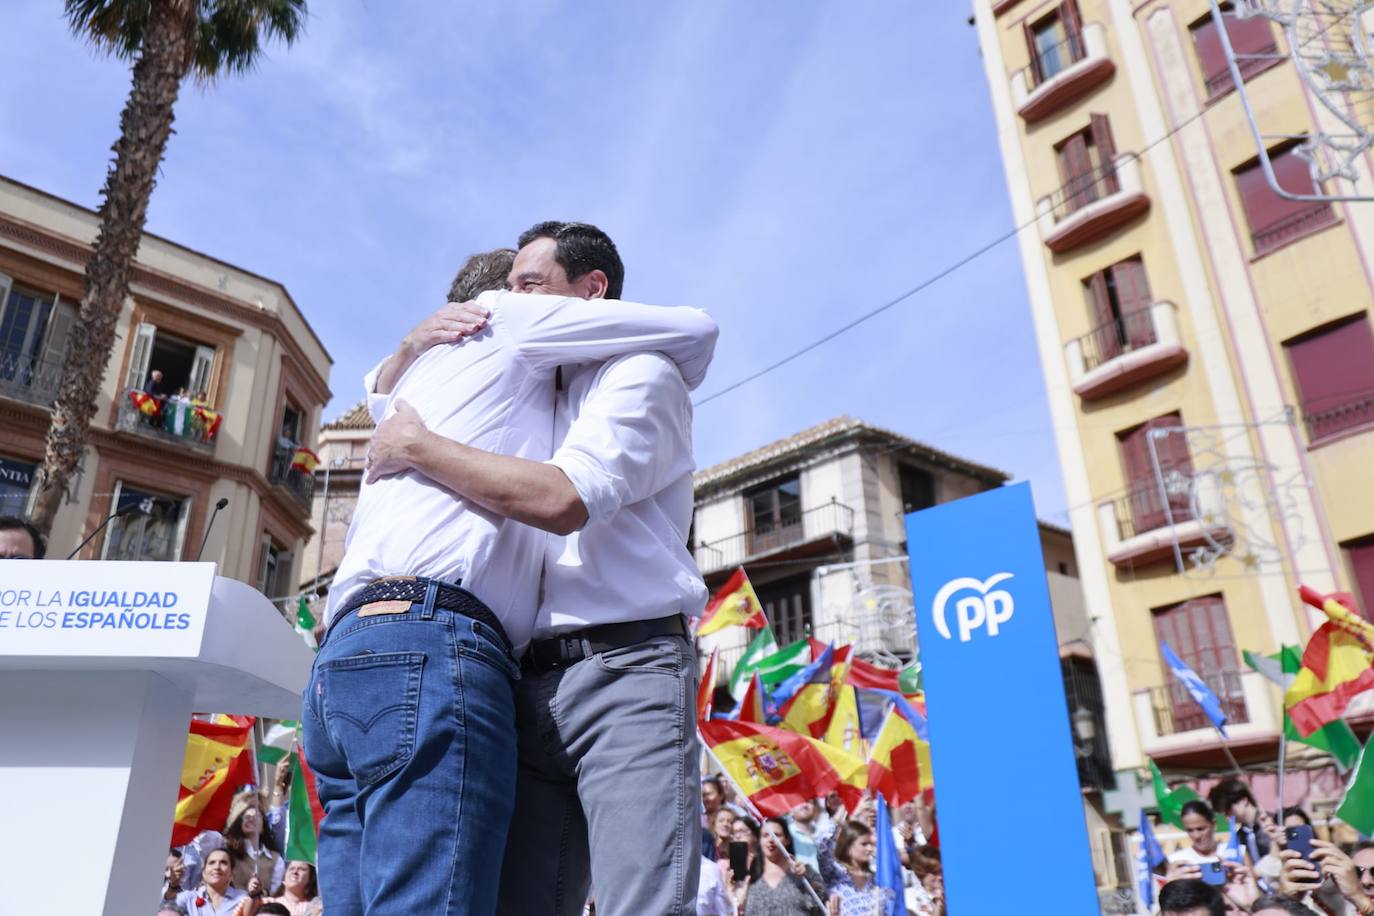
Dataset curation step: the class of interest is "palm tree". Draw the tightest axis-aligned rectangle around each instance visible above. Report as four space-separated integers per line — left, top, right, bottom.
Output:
29 0 308 534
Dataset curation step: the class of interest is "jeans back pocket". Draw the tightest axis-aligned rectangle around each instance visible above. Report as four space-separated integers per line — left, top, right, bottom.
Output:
319 651 424 786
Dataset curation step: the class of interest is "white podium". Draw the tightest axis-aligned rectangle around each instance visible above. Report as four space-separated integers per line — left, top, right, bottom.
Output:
0 560 315 916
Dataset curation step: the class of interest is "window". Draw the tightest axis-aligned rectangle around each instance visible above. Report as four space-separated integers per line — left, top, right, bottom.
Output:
898 465 935 515
1347 538 1374 621
258 535 294 607
1056 115 1119 215
0 455 36 515
1235 146 1336 256
746 475 802 555
757 574 812 646
124 322 217 401
1082 257 1155 367
1117 412 1193 536
1152 595 1248 733
1024 1 1084 84
0 277 76 399
1285 315 1374 443
1191 3 1278 100
102 482 191 562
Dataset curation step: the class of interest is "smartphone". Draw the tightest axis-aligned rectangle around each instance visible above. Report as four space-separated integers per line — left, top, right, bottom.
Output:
1200 860 1227 887
728 841 750 881
1286 824 1316 863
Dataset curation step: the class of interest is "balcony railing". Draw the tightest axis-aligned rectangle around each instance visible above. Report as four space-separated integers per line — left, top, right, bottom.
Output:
1251 201 1337 256
1302 389 1374 444
0 349 63 408
1011 24 1115 123
1037 155 1149 253
1064 302 1188 400
1203 41 1280 99
1098 475 1230 568
270 444 317 512
1148 670 1250 736
1112 484 1195 542
694 499 854 576
116 389 217 453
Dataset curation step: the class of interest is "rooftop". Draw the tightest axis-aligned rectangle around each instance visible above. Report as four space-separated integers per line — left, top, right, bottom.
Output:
694 415 1010 490
322 401 375 432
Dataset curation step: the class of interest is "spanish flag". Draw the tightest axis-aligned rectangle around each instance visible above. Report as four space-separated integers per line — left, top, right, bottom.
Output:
697 648 719 720
291 446 321 473
699 718 852 818
775 643 847 738
696 567 766 637
823 685 868 758
730 671 774 724
171 716 256 845
867 705 931 807
129 389 160 417
1286 586 1374 737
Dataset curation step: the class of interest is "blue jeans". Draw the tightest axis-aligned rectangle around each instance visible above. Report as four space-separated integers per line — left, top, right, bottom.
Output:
302 585 520 915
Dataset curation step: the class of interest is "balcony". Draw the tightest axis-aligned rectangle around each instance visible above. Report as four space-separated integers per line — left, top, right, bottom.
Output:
1097 476 1230 567
116 389 217 454
694 498 854 577
1065 302 1188 400
1133 669 1277 762
1038 155 1150 254
1303 389 1374 445
1011 24 1115 123
269 444 317 513
0 349 63 409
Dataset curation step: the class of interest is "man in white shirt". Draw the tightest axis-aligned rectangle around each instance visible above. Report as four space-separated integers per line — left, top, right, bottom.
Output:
302 246 717 916
363 222 708 916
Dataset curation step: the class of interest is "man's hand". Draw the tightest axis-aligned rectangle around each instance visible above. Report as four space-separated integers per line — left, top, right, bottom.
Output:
1165 860 1202 882
246 875 264 898
1258 809 1285 849
375 301 490 395
853 796 877 830
1278 848 1323 897
367 400 431 482
1313 840 1373 909
1223 862 1259 910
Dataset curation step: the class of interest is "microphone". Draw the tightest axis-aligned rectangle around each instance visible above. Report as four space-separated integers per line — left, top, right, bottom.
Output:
67 500 144 560
195 497 230 562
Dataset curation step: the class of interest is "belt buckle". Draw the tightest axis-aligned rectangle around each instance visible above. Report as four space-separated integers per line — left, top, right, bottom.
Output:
558 637 584 665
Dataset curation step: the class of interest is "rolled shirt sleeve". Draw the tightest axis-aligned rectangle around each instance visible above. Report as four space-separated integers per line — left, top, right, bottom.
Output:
547 353 694 526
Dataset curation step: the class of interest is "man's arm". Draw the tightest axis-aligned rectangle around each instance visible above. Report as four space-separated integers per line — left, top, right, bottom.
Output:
361 299 494 424
366 401 587 535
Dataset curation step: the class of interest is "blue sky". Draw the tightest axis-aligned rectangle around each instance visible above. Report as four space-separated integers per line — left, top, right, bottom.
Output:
1 1 1070 520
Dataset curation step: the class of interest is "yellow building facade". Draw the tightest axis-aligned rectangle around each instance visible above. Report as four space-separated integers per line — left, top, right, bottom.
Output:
974 0 1374 808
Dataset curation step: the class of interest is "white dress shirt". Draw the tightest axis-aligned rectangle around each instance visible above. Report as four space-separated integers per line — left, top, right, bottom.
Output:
537 351 708 638
326 290 717 655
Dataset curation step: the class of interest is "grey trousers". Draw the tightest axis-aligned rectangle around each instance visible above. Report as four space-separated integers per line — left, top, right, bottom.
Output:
496 631 701 916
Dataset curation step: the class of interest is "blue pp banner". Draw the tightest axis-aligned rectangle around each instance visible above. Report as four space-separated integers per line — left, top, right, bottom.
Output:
905 482 1098 915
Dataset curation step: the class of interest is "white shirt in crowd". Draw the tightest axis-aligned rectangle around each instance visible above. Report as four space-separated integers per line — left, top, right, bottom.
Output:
696 854 732 916
538 351 707 637
328 289 717 655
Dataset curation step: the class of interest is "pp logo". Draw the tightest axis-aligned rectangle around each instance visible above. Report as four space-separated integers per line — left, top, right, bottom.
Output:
931 573 1015 642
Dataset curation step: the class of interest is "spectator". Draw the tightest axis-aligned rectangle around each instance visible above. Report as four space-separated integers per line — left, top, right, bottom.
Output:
817 809 895 916
234 860 320 916
158 905 188 916
176 848 247 916
1210 777 1273 860
908 846 946 916
163 848 187 901
788 799 830 872
1252 894 1319 915
253 906 291 916
720 816 762 908
713 808 738 860
739 817 824 916
696 854 731 916
1168 800 1222 874
1290 839 1374 915
1158 878 1226 916
144 369 165 397
702 776 724 823
0 515 44 559
222 792 284 894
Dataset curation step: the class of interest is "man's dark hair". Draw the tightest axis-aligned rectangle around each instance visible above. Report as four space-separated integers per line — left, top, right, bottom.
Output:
517 221 624 299
0 515 45 559
1280 805 1312 827
448 248 516 302
1251 895 1316 915
1180 799 1215 823
1355 839 1374 854
1208 777 1255 814
156 905 188 916
254 905 291 916
1159 878 1226 916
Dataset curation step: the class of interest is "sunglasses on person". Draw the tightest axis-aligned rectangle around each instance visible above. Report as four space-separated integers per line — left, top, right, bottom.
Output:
1358 865 1374 879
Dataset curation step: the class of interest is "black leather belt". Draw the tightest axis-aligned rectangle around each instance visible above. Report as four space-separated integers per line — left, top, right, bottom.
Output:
324 576 512 654
523 615 688 673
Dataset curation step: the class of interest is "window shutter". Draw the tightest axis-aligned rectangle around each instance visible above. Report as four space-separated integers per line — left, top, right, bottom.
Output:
41 296 77 368
1059 0 1084 59
1110 258 1156 348
1237 147 1332 252
256 534 274 593
1191 15 1227 93
1286 315 1374 439
1023 17 1043 84
1089 114 1119 193
189 345 216 402
1349 539 1374 621
1058 132 1095 212
124 322 157 391
1085 271 1119 361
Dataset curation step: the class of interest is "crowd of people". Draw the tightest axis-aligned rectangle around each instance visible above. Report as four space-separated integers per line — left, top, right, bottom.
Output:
695 776 944 916
1152 776 1374 915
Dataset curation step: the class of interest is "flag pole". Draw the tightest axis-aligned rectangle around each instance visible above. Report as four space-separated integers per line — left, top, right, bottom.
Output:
698 732 830 915
1276 725 1287 820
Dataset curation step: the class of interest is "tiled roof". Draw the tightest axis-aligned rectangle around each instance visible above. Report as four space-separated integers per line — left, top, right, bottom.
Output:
323 401 374 431
694 415 1009 490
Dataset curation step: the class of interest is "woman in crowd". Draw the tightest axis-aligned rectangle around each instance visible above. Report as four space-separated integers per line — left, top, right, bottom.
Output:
233 860 321 916
817 803 894 916
720 815 763 907
909 846 946 916
177 848 248 916
739 817 825 916
223 792 285 893
713 807 738 861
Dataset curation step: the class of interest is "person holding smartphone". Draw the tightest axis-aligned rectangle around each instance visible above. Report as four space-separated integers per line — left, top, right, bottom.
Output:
1278 838 1374 914
719 817 763 910
1166 800 1259 911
